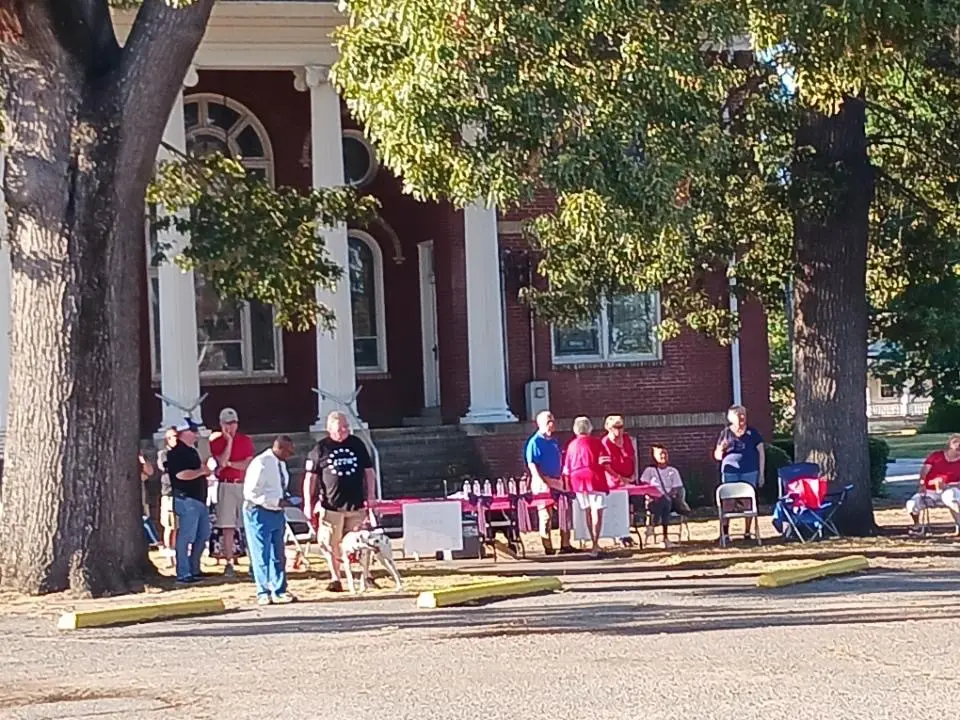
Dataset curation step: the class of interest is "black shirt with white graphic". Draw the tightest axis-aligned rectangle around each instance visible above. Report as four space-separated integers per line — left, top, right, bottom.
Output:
307 435 373 512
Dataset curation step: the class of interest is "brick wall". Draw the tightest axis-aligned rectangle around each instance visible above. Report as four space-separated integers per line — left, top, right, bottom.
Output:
137 71 772 438
139 69 449 434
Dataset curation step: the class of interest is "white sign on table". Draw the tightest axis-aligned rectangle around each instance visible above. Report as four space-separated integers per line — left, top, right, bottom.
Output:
572 489 630 541
402 501 464 556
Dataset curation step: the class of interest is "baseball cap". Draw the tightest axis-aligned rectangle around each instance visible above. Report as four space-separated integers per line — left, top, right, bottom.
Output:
175 417 200 433
219 407 239 424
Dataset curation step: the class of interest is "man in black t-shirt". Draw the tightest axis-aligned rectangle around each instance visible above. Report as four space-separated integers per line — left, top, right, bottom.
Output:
165 418 211 583
304 411 375 592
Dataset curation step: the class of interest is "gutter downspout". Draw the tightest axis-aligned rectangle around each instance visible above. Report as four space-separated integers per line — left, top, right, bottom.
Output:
728 258 743 406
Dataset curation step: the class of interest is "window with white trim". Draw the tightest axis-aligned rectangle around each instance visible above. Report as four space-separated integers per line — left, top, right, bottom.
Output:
348 230 388 372
552 293 661 363
147 94 283 379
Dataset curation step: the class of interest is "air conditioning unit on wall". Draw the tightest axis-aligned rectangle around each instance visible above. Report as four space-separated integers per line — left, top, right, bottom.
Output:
525 380 550 421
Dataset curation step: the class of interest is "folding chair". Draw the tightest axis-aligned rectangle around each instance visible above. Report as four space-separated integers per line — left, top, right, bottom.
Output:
772 462 854 542
716 482 762 548
645 505 691 545
283 506 317 570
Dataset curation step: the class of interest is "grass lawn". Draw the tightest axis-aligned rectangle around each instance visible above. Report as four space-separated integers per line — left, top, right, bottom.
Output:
880 431 949 459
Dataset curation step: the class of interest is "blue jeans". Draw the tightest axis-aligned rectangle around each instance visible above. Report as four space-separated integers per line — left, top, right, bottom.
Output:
174 496 211 581
243 504 287 598
722 471 760 487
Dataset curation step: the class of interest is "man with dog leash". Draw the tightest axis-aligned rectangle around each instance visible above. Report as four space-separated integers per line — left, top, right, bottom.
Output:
243 435 298 605
304 411 376 593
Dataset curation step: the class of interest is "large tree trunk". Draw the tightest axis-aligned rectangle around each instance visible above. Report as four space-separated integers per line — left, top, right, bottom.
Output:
0 0 215 596
792 97 875 534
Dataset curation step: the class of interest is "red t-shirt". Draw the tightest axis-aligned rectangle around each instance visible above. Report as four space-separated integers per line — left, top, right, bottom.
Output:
922 450 960 490
209 432 255 483
562 435 610 494
601 435 636 489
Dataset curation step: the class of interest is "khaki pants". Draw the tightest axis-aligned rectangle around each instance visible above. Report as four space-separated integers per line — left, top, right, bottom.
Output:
317 508 367 550
537 505 570 550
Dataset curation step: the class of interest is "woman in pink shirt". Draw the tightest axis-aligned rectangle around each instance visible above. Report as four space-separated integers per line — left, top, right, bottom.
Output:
562 416 612 555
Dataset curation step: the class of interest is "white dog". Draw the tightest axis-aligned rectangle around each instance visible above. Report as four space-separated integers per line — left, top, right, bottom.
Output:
338 527 403 594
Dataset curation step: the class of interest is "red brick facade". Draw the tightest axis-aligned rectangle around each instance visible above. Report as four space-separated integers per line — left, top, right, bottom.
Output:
139 69 772 480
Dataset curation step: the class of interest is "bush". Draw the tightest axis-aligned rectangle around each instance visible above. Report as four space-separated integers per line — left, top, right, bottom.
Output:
762 444 791 503
922 399 960 433
769 437 889 498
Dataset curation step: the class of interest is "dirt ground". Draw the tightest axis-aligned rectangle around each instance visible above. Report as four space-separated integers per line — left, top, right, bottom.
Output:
0 503 955 620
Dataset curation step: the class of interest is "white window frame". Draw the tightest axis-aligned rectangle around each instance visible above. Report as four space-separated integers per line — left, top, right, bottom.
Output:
342 129 380 188
183 93 275 184
551 292 662 364
348 229 388 374
147 93 283 381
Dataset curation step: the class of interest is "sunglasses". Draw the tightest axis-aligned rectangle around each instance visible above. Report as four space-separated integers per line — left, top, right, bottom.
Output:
612 424 624 430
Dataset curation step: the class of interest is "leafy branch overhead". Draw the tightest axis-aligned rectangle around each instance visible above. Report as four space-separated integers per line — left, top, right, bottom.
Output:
147 152 378 332
335 0 960 357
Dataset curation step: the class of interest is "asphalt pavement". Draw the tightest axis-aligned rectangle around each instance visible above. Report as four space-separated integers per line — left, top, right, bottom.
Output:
1 558 958 720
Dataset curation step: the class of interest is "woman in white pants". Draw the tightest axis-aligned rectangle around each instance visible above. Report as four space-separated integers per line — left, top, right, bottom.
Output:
562 417 612 556
906 434 960 535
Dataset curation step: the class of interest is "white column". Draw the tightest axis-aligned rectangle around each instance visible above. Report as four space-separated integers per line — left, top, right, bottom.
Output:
296 66 358 431
0 151 10 456
460 202 517 424
155 72 204 435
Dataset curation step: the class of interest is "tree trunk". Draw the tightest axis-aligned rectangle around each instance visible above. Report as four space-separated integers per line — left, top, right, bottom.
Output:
0 0 215 596
792 97 875 534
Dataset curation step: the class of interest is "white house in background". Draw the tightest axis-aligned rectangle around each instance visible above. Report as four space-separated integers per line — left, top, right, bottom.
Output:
866 342 931 431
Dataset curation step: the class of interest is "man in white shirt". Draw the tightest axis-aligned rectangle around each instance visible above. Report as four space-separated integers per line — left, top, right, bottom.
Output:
639 444 691 548
242 435 297 605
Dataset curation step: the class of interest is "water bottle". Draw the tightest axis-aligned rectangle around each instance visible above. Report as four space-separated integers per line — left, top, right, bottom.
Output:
472 479 482 496
507 478 517 495
482 479 493 496
495 478 505 496
519 478 528 494
463 480 472 497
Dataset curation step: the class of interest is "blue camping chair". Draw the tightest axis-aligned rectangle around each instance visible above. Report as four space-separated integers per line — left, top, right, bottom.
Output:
772 462 854 542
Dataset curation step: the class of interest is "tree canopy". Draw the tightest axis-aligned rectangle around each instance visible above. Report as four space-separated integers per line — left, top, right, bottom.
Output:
335 0 960 335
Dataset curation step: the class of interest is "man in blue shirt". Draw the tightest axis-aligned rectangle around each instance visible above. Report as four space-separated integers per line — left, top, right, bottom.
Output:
524 410 574 554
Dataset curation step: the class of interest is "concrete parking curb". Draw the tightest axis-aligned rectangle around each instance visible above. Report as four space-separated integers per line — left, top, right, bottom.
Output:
416 576 562 608
57 598 227 630
756 555 869 589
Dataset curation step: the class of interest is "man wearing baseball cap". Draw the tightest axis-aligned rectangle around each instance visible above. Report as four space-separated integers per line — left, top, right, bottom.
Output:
164 418 211 584
209 407 255 577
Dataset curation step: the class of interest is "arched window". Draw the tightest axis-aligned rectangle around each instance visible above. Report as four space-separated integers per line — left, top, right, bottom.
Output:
184 94 274 184
147 94 282 380
348 231 387 372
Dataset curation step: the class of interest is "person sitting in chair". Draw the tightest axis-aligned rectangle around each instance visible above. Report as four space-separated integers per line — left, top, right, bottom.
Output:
906 434 960 536
639 444 691 548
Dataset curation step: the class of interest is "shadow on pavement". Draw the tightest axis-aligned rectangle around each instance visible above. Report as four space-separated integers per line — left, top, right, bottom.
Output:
133 569 960 642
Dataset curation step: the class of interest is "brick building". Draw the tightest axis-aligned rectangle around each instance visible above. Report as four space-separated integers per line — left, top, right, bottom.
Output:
7 2 770 496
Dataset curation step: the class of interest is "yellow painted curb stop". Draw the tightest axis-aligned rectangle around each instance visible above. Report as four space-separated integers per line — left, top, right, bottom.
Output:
417 576 562 608
57 597 227 630
756 555 869 589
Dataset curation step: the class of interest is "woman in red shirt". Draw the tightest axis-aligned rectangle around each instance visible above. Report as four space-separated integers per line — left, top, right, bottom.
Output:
601 414 637 488
907 434 960 535
562 416 612 555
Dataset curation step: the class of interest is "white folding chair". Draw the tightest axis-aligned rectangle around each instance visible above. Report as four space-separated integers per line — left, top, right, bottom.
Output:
716 482 762 548
283 506 317 570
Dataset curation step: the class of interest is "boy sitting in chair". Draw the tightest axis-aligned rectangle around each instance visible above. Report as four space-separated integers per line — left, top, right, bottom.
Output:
639 444 691 548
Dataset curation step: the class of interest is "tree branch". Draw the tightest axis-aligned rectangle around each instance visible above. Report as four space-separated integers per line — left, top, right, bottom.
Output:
874 167 940 220
49 0 120 73
114 0 215 190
